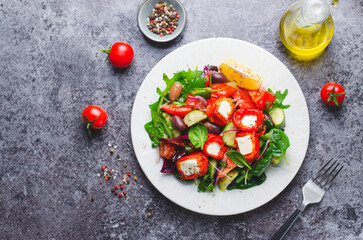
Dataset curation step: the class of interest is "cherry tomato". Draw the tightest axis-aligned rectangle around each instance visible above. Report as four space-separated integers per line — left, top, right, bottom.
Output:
210 83 237 98
100 42 134 68
161 104 192 117
82 105 107 136
320 82 346 107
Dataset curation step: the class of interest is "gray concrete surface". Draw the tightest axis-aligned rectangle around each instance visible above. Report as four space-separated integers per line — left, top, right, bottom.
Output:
0 0 362 239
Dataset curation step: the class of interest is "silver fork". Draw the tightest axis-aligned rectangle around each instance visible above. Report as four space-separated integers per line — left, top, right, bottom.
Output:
270 159 343 240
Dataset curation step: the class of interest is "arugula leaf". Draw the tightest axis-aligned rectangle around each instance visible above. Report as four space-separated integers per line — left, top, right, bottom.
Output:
226 150 251 169
188 123 208 149
173 100 187 107
266 89 290 114
179 75 206 102
151 108 174 138
156 74 176 112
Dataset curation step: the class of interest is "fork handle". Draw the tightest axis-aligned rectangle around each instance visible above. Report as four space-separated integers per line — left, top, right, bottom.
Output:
269 208 303 240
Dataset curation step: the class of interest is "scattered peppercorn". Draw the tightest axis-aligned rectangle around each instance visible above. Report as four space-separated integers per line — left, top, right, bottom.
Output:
91 196 95 201
117 154 120 158
123 164 127 168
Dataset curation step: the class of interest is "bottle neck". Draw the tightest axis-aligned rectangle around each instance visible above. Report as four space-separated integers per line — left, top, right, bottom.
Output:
295 0 338 28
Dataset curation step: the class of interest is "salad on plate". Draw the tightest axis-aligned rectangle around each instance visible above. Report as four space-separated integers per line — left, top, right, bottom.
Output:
144 58 290 192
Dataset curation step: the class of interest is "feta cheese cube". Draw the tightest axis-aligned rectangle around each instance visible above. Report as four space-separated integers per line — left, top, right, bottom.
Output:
180 159 200 176
206 142 221 156
241 115 257 128
236 135 253 155
218 100 232 120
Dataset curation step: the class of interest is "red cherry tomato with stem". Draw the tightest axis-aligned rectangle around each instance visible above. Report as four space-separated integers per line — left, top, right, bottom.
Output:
82 105 107 136
100 42 134 68
320 83 346 107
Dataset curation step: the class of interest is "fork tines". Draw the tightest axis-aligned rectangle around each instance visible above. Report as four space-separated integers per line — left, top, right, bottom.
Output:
312 158 343 191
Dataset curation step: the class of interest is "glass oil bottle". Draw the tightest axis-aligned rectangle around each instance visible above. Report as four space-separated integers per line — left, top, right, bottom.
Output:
279 0 338 60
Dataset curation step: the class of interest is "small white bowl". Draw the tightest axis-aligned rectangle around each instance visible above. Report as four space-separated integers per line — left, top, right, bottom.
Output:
137 0 186 42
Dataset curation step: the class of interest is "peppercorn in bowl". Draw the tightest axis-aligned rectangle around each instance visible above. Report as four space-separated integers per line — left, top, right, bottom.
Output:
137 0 186 42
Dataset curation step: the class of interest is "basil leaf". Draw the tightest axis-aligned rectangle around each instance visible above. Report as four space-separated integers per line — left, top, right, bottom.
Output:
188 123 208 149
226 150 251 169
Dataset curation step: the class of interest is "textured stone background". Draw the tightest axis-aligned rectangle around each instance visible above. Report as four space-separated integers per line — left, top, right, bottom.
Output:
0 0 362 239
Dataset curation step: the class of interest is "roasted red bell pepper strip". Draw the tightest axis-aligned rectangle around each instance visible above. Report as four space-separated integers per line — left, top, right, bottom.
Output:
233 88 256 109
234 132 260 162
161 103 192 117
247 89 275 110
217 153 237 178
159 141 176 160
210 83 237 98
232 108 264 132
206 97 235 126
175 152 209 180
202 134 227 159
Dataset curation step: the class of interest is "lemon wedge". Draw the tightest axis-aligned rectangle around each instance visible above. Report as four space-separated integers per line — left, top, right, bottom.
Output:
219 59 263 90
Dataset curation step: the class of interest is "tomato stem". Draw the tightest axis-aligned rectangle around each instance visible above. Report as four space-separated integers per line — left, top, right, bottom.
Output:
99 46 111 69
83 115 98 137
327 84 346 107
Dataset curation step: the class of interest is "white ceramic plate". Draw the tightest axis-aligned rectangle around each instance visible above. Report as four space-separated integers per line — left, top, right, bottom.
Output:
131 38 309 216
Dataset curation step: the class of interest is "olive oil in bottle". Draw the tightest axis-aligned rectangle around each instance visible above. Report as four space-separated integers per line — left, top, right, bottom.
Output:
279 0 338 60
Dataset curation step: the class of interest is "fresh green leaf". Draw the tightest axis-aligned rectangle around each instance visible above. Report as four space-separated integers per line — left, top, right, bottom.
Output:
144 121 162 147
264 118 275 132
188 123 208 149
175 174 194 183
173 100 187 107
198 162 216 192
218 159 227 168
266 89 290 114
150 108 174 138
227 173 267 190
226 150 251 169
262 128 290 163
156 74 175 112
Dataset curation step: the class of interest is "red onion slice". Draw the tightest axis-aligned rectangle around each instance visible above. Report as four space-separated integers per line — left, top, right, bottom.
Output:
257 140 270 162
